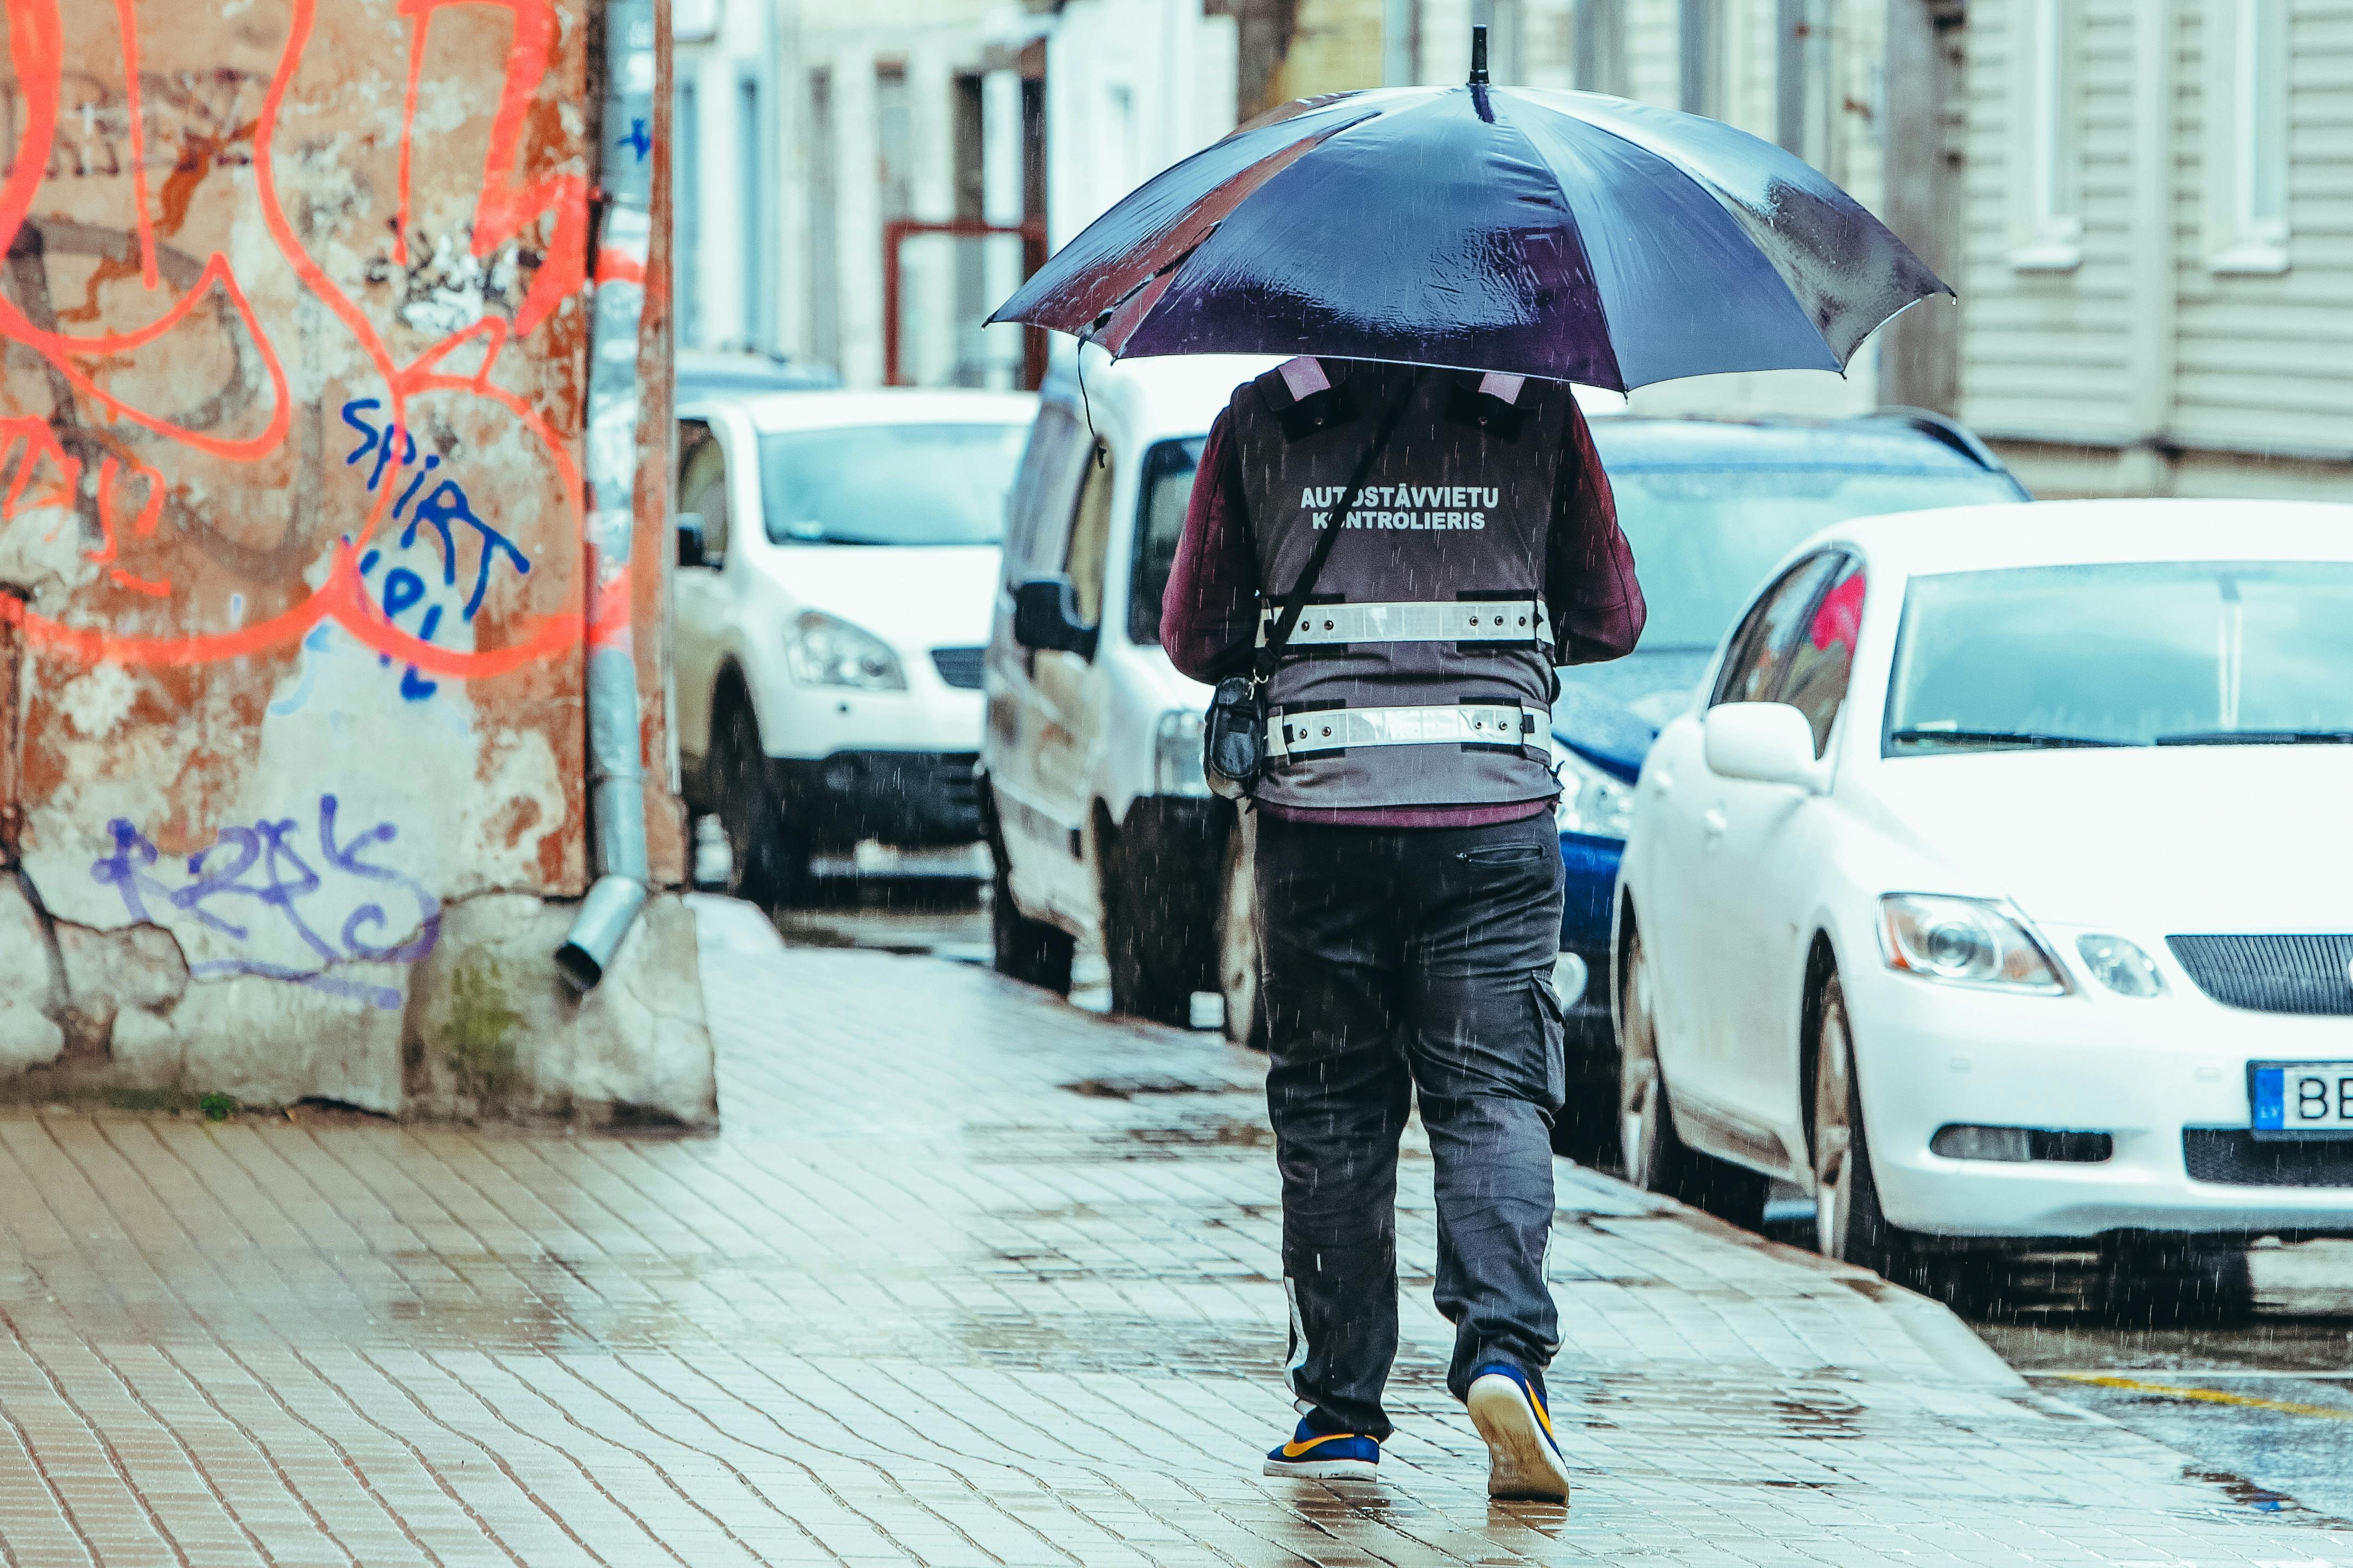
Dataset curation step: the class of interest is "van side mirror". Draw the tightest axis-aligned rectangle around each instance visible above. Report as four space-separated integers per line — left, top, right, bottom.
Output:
676 513 711 569
1704 702 1825 790
1012 575 1098 659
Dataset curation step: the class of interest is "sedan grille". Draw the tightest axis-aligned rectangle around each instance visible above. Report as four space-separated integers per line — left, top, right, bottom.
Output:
931 646 986 690
2166 934 2353 1016
2184 1129 2353 1188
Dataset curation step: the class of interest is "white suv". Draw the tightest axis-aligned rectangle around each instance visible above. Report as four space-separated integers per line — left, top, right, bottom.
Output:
675 388 1037 900
980 351 1279 1030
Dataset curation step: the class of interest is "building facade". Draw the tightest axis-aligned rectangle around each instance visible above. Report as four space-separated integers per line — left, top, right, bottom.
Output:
1955 0 2353 499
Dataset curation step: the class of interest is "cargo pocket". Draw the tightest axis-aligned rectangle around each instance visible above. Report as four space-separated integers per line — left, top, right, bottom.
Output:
1528 971 1567 1113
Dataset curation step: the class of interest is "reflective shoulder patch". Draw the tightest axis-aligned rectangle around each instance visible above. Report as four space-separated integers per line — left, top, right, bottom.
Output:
1477 371 1526 405
1279 357 1333 401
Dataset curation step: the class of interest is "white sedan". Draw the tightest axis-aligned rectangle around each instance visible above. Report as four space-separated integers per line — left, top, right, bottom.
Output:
1612 500 2353 1286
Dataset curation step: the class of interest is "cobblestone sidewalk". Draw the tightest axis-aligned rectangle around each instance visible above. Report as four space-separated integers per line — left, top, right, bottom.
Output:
0 895 2348 1565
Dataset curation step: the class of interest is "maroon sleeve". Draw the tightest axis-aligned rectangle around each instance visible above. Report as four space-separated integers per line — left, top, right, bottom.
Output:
1160 408 1261 683
1545 398 1646 665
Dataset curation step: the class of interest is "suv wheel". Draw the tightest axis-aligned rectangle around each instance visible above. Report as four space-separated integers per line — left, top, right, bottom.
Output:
714 696 808 906
1618 925 1769 1229
1216 820 1266 1048
988 822 1073 996
1102 834 1199 1028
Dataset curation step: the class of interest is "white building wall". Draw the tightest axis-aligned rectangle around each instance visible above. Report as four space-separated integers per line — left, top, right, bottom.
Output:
1038 0 1238 252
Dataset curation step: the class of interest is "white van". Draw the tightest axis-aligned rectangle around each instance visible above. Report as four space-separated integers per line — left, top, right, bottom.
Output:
979 351 1279 1032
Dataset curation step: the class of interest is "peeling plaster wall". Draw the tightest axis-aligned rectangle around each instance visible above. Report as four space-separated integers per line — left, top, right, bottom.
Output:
0 0 709 1123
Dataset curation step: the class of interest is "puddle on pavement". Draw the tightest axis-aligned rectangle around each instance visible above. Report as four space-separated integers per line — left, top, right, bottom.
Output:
1062 1074 1244 1099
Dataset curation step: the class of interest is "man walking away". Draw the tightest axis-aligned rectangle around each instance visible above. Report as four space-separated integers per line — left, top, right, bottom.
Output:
1162 356 1642 1502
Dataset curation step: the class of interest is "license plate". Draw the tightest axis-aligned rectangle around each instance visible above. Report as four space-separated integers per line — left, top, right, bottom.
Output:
2249 1061 2353 1139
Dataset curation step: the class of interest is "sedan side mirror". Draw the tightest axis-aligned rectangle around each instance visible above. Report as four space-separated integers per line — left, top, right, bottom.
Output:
1704 702 1825 790
1012 575 1098 659
676 513 712 569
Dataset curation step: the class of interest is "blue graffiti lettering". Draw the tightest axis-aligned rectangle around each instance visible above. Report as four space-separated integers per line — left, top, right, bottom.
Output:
90 796 442 1012
339 400 533 701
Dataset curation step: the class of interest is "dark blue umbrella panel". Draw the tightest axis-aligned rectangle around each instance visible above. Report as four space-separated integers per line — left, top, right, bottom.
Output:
989 84 1947 392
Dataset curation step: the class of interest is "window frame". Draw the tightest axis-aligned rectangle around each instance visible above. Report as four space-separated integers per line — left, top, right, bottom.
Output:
1062 439 1117 632
1709 550 1849 710
1774 557 1866 758
2009 0 2084 273
1125 436 1207 649
675 417 731 567
2207 0 2292 276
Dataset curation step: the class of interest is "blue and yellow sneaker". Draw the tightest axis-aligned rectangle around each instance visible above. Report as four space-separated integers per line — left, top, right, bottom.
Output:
1262 1414 1380 1481
1465 1362 1571 1502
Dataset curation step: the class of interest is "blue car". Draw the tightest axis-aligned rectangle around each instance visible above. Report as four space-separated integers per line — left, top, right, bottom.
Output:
1545 410 2030 1147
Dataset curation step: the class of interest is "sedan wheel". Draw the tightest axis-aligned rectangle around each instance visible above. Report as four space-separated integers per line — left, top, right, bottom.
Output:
1810 974 1922 1285
1811 983 1860 1258
1218 820 1266 1048
1617 929 1667 1183
1617 927 1770 1227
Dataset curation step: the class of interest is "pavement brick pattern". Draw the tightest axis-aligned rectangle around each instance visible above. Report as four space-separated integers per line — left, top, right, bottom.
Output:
0 895 2348 1565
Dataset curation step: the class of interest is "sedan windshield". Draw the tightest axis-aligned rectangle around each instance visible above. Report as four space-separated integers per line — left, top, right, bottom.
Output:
1611 466 2022 648
759 422 1030 546
1887 561 2353 752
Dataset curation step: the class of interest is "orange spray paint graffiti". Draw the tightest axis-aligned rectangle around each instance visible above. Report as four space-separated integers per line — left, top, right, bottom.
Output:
0 0 589 678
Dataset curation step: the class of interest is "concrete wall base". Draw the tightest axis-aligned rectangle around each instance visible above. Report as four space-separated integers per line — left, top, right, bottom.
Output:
0 880 717 1130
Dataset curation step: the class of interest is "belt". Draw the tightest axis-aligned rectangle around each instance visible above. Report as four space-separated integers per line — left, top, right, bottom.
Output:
1266 702 1551 759
1256 598 1552 647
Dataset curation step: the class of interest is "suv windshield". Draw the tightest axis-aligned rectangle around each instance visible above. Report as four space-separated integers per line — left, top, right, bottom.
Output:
759 422 1030 546
1613 466 2022 648
1887 561 2353 752
1128 437 1208 645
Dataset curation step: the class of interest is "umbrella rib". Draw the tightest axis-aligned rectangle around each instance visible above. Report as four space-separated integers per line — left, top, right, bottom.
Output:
1478 96 1626 394
1494 92 1833 379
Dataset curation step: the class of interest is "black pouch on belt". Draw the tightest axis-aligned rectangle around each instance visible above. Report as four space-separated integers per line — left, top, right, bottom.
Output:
1198 374 1419 802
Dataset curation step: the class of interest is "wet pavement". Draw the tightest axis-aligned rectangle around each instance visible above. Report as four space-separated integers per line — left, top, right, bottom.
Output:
830 876 2353 1533
4 893 2353 1563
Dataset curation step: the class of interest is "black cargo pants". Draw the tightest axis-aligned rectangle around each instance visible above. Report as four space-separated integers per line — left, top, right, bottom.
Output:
1255 810 1567 1439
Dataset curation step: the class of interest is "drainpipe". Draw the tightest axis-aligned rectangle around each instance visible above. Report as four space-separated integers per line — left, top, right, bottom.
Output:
556 0 658 992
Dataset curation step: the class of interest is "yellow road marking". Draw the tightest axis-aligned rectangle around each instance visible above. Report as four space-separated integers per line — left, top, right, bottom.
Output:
2056 1372 2353 1421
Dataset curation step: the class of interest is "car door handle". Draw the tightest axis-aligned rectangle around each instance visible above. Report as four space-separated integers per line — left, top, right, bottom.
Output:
1702 806 1728 841
1649 770 1673 794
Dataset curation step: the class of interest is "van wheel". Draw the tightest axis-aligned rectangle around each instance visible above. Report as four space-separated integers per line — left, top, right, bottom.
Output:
1811 974 1925 1284
1216 820 1266 1049
1618 927 1770 1229
989 832 1072 996
714 697 809 907
1104 854 1197 1027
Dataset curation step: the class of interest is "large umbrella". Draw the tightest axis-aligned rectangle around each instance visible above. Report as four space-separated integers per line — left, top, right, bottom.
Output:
990 32 1947 391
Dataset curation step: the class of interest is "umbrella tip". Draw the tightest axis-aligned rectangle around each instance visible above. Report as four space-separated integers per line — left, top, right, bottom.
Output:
1469 23 1490 85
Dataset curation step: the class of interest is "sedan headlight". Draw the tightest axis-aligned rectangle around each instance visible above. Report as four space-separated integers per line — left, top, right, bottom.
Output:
1155 709 1209 798
785 611 905 690
1551 738 1635 840
2075 933 2165 998
1878 893 2067 993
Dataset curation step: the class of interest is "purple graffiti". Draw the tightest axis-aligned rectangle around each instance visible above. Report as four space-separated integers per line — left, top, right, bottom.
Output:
91 795 441 1011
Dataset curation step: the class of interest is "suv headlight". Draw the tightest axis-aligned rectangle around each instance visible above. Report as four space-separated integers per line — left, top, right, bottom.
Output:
785 611 905 690
1155 709 1209 798
1878 894 2066 993
1551 738 1634 840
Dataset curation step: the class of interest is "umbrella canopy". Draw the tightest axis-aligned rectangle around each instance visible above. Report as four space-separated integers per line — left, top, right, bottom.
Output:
989 72 1947 392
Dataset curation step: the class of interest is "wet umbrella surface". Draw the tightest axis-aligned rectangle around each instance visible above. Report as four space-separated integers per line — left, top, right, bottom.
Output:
992 33 1948 388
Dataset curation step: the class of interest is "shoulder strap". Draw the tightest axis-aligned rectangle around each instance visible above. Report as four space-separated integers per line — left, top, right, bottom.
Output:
1252 372 1421 683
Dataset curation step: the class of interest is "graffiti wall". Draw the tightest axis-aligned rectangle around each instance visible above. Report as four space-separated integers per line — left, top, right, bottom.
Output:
0 0 709 1122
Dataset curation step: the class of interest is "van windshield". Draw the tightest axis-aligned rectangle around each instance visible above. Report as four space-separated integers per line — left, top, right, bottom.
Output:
1127 437 1207 645
760 421 1030 546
